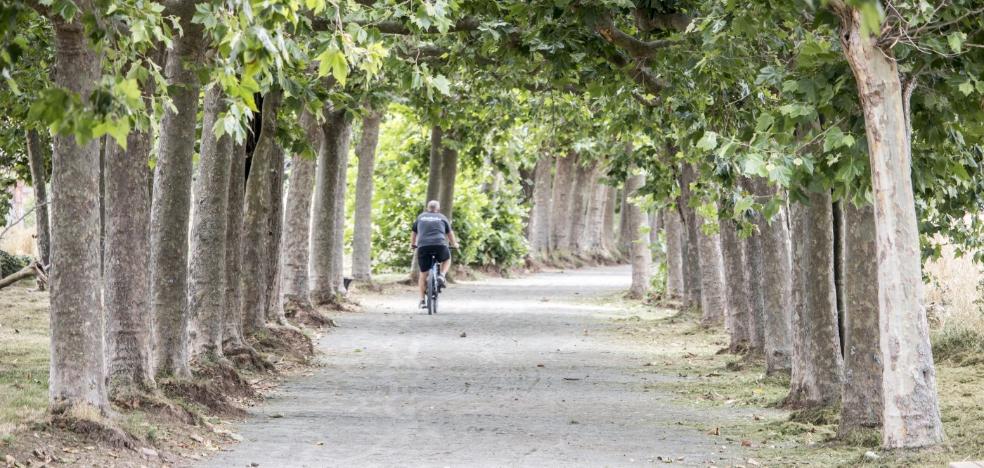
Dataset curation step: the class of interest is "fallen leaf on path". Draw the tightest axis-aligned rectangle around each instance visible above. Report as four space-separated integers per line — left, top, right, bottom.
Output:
747 459 761 466
459 332 467 338
536 364 544 368
707 427 720 436
740 440 753 447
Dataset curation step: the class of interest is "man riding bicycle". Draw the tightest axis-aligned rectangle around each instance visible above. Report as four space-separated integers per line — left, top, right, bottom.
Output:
411 200 459 309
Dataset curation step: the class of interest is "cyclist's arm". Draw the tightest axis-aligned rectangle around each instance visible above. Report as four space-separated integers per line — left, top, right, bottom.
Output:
411 231 418 248
447 230 459 249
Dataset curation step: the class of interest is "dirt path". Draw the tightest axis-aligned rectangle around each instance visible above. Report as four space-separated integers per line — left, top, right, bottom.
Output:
201 266 746 467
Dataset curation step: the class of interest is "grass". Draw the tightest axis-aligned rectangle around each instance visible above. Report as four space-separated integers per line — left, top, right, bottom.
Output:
0 279 49 438
612 293 984 467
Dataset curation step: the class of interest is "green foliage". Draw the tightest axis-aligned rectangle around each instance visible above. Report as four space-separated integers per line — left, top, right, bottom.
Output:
0 249 30 278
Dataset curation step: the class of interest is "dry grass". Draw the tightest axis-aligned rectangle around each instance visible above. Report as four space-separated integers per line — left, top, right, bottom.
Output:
925 244 984 334
0 279 49 438
0 224 38 258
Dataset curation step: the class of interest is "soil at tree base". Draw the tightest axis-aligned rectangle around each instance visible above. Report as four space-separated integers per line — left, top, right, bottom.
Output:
200 266 748 467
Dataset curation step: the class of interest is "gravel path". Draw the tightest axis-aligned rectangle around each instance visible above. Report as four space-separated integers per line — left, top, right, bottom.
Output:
201 266 744 467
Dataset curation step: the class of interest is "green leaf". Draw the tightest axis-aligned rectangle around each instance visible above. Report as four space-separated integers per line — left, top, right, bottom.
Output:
754 113 774 133
431 74 451 96
317 47 348 85
958 80 974 96
695 131 718 152
947 32 966 53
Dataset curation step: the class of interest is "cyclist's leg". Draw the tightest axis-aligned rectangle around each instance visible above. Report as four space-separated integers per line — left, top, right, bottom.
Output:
438 245 452 276
418 270 428 299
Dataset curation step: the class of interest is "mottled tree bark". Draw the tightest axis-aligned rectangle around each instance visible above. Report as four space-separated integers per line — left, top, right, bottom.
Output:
527 155 553 258
625 173 650 299
47 8 108 411
104 123 155 394
751 179 793 375
223 144 248 350
836 4 943 446
426 126 443 204
310 108 350 305
437 137 458 220
149 10 203 379
785 191 843 408
569 160 598 257
187 86 232 357
838 202 883 437
742 228 767 356
720 218 752 353
265 136 287 323
280 111 320 314
618 187 631 256
25 130 51 267
241 90 283 333
586 182 610 256
664 207 686 299
601 185 618 256
681 165 726 325
677 170 702 309
549 152 577 256
330 121 352 292
351 110 383 281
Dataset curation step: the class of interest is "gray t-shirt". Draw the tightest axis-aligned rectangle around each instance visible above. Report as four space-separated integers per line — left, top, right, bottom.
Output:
413 212 452 247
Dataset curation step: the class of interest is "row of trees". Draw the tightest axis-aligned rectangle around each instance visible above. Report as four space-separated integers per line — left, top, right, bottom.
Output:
1 0 981 453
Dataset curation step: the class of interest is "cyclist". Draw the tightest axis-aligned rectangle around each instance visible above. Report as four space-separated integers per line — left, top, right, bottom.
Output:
411 200 459 309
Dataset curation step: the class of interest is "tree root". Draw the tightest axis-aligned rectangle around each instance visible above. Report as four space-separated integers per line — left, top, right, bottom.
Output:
48 405 137 449
110 387 197 425
249 325 315 363
223 342 275 372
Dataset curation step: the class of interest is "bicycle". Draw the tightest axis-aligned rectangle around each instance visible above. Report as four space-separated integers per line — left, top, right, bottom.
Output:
412 247 445 315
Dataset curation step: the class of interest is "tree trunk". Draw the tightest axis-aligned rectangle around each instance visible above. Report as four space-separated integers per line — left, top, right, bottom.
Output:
310 108 350 305
681 165 726 325
751 179 793 375
241 90 283 333
224 144 248 350
836 5 943 447
569 160 597 257
331 120 352 292
47 9 108 410
187 86 232 357
618 187 631 256
437 138 458 220
25 130 51 267
351 110 382 281
719 218 752 353
528 155 553 259
426 126 443 204
742 227 767 356
677 170 702 309
549 152 577 255
785 191 843 408
601 185 618 256
149 13 203 379
280 111 320 314
586 182 609 257
104 110 156 394
664 207 685 299
265 138 287 322
838 202 883 437
626 173 650 299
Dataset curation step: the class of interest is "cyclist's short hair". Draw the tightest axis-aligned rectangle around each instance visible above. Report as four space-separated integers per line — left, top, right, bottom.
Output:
427 200 440 212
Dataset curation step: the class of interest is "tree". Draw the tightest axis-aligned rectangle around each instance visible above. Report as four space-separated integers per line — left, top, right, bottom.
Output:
830 1 945 447
310 107 351 305
625 172 650 299
25 129 50 267
46 1 108 411
188 85 233 358
351 109 384 281
280 110 320 314
149 5 204 379
527 155 553 259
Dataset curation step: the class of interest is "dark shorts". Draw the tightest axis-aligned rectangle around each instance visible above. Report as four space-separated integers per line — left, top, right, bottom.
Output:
418 245 451 272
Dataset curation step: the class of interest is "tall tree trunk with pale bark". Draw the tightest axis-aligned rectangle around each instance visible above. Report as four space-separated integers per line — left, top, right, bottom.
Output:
310 108 350 305
265 138 287 323
26 130 51 267
569 161 597 257
187 86 232 357
330 121 352 292
680 165 726 325
224 144 249 351
625 173 650 299
785 191 843 409
838 202 883 437
601 185 618 256
280 111 320 314
149 11 203 379
549 152 577 256
720 218 752 353
528 155 553 259
104 79 156 393
664 208 685 299
437 135 458 220
241 90 283 333
751 178 793 375
47 5 108 411
834 3 943 447
351 110 382 281
677 171 702 309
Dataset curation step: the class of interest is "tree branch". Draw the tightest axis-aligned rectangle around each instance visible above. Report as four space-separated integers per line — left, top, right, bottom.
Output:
594 12 680 58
